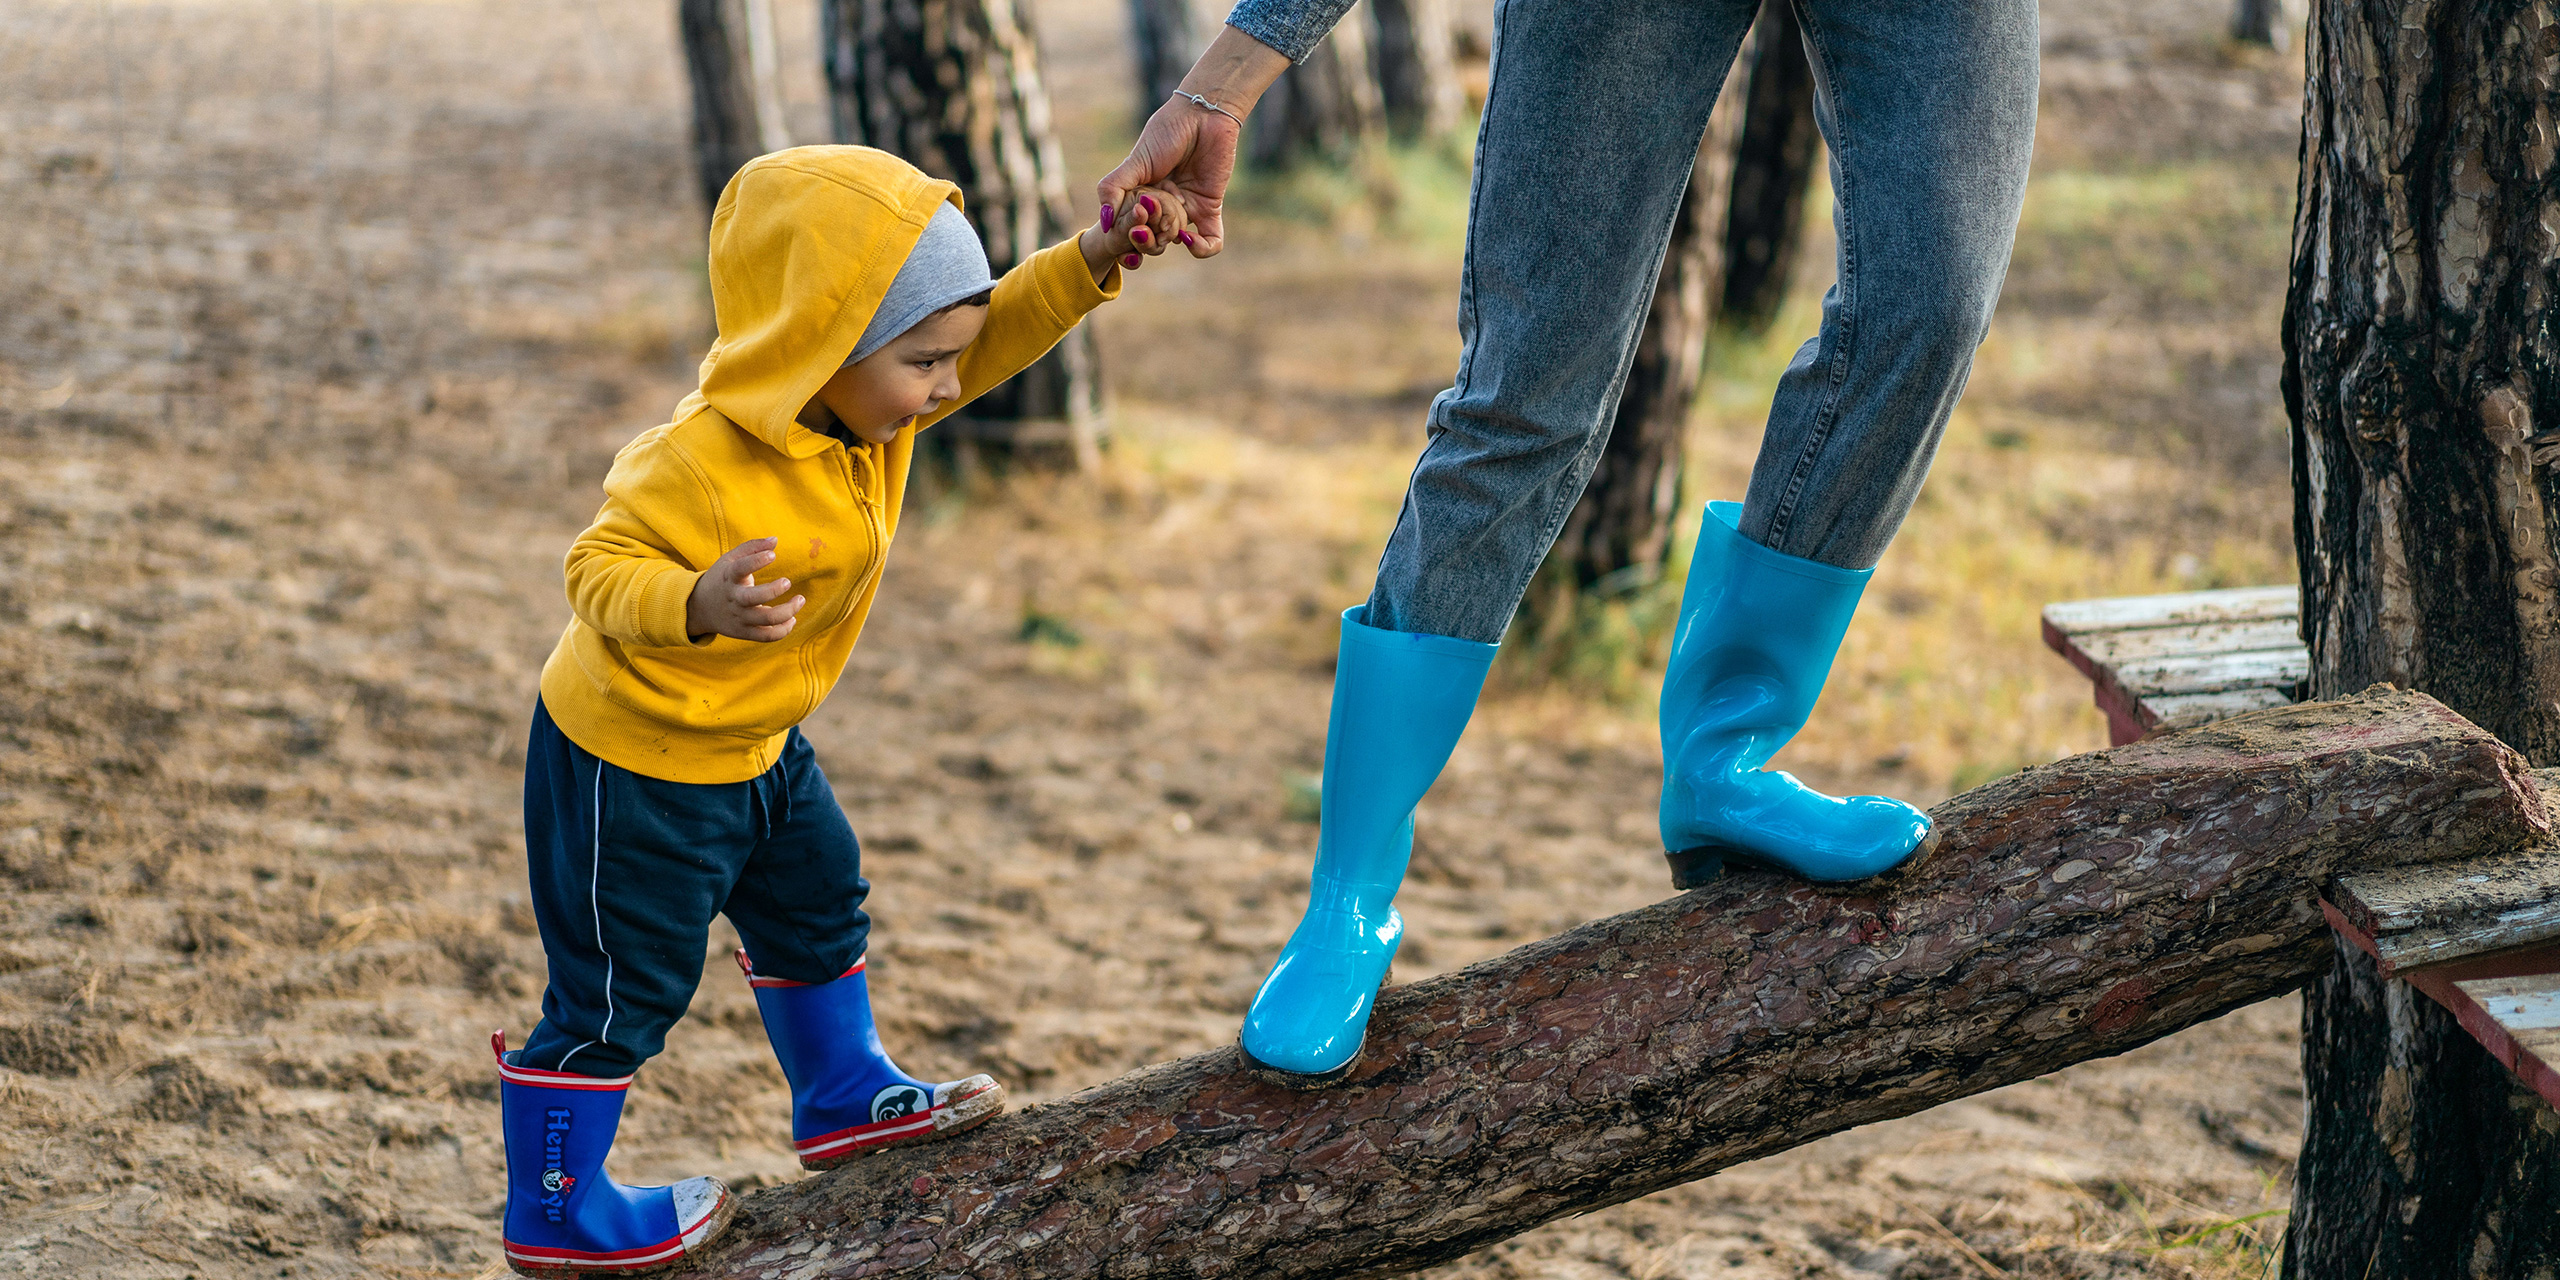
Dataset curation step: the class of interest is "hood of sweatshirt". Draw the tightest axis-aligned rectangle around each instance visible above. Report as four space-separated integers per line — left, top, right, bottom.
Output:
687 146 962 462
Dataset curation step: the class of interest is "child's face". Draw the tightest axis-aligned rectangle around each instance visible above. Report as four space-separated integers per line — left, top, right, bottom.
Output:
807 303 991 445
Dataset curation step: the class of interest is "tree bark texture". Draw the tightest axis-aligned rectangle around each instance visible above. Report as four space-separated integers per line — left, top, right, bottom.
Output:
823 0 1100 448
1367 0 1462 142
1128 0 1195 132
661 689 2546 1280
680 0 793 219
1718 0 1821 337
2285 0 2560 763
2286 935 2560 1277
2286 2 2560 1269
1246 7 1382 170
1543 57 1748 596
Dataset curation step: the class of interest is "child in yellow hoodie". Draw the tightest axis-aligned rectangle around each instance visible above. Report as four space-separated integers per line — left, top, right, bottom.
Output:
489 145 1186 1277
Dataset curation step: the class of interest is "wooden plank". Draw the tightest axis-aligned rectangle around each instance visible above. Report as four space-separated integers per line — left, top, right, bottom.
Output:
2040 585 2298 635
2109 647 2310 698
2142 688 2300 732
2073 617 2304 667
2447 973 2560 1113
2321 902 2560 1114
2041 588 2306 746
2329 837 2560 973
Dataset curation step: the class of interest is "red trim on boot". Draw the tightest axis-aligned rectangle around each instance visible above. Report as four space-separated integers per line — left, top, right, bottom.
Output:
505 1238 690 1269
489 1031 633 1091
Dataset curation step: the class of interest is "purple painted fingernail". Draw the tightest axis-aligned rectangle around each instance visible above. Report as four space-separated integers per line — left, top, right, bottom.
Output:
1179 230 1195 247
1100 204 1115 231
1132 226 1152 246
1138 194 1158 217
1123 253 1142 268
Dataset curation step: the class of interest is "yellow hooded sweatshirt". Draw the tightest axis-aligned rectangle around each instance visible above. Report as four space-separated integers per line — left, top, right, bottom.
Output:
537 146 1117 782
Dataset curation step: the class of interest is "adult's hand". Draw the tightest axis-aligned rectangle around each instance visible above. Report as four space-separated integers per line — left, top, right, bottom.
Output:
1096 25 1292 260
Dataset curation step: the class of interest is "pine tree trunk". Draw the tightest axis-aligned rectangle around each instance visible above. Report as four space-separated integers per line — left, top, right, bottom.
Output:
680 0 792 218
1246 6 1383 170
2283 0 2560 1268
2230 0 2285 48
823 0 1101 466
1541 59 1749 598
1128 0 1194 132
1718 0 1820 337
1368 0 1461 143
2289 937 2560 1273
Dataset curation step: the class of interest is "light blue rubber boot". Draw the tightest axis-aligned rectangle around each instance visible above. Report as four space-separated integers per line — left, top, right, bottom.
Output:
1239 606 1496 1084
1657 502 1935 890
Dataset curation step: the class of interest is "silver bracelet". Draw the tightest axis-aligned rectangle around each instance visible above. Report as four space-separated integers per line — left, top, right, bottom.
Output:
1174 90 1244 128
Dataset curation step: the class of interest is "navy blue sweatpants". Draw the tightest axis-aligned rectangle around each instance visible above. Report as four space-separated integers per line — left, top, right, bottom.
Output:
519 699 870 1077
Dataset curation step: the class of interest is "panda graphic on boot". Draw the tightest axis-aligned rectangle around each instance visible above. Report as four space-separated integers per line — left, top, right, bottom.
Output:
735 951 1005 1169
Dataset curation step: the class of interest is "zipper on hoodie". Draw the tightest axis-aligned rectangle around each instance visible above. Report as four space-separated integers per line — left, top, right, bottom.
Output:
805 441 887 638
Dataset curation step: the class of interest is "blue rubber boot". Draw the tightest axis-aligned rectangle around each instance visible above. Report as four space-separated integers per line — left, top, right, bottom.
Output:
493 1033 733 1277
1240 606 1496 1084
736 951 1005 1169
1657 502 1936 889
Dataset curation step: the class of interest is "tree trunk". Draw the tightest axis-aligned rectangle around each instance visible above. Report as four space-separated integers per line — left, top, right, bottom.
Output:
664 688 2545 1280
2284 0 2560 1268
1128 0 1194 132
823 0 1101 466
1246 7 1383 170
2288 936 2560 1275
1368 0 1461 143
1540 56 1748 600
1718 0 1821 337
679 0 793 219
2230 0 2285 49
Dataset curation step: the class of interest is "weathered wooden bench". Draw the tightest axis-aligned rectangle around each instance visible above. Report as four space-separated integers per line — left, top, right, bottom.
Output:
2039 584 2306 746
2042 586 2560 1112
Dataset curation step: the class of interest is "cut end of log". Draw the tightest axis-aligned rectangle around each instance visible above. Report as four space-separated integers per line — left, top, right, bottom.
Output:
1942 687 2550 873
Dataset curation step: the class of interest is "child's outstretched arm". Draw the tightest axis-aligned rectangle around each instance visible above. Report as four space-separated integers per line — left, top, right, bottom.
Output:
914 188 1191 432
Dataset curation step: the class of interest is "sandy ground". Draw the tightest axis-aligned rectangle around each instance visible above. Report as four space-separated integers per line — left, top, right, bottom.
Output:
0 0 2310 1275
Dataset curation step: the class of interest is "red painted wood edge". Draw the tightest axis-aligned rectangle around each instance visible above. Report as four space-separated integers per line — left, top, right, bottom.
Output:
2041 615 2149 746
2321 899 2560 1113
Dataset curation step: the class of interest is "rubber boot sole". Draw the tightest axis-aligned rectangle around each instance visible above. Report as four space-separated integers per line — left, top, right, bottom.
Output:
798 1080 1009 1171
503 1183 738 1279
1665 824 1942 893
1235 969 1394 1090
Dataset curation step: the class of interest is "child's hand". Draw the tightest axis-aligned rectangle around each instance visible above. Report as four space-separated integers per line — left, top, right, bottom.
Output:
686 537 804 643
1077 185 1192 285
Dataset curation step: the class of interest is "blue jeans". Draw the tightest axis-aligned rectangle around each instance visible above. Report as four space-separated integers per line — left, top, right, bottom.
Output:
1362 0 2038 643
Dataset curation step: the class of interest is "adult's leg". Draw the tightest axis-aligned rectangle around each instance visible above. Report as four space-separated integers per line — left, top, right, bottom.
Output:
1364 0 1763 643
1738 0 2038 567
520 701 756 1077
1652 0 2037 887
1247 0 1761 1085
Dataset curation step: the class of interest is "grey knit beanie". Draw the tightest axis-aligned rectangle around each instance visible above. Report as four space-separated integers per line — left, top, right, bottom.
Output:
847 202 995 366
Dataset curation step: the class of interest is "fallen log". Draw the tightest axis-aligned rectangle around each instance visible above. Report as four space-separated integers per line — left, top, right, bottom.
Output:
670 688 2546 1280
